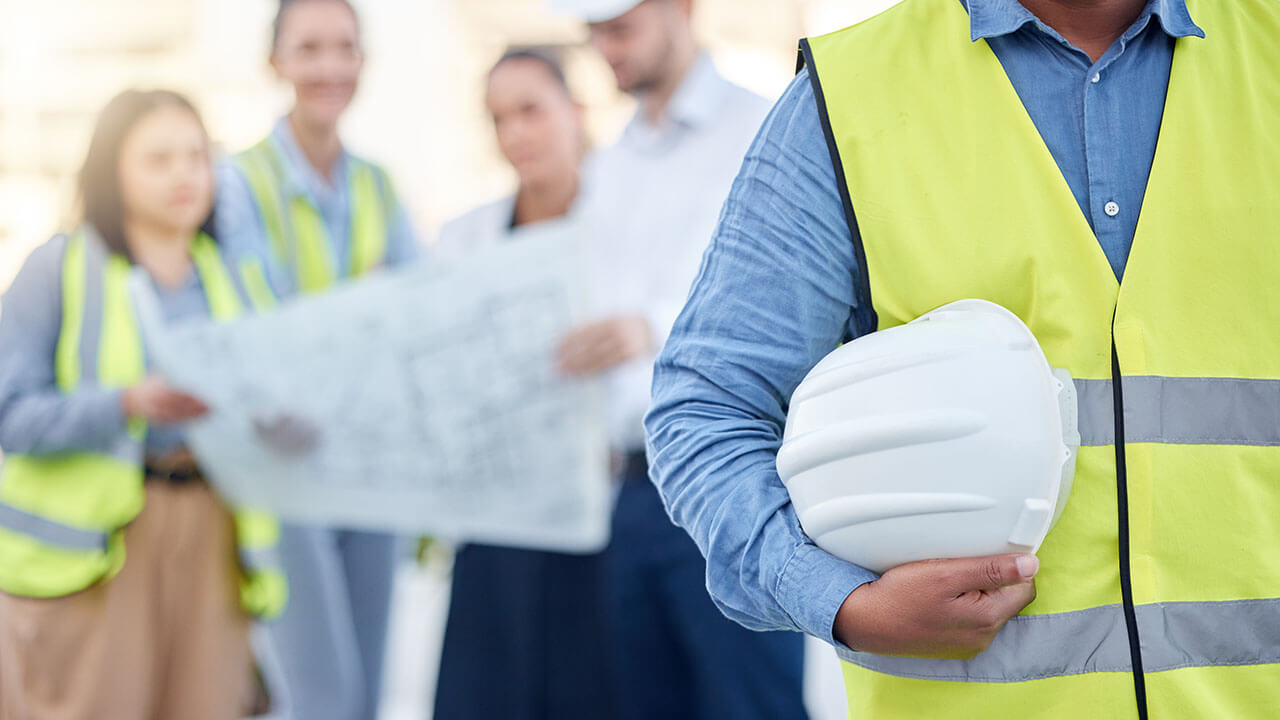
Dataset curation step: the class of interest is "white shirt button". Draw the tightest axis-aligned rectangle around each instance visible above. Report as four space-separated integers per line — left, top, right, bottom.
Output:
1091 73 1101 84
1104 201 1120 217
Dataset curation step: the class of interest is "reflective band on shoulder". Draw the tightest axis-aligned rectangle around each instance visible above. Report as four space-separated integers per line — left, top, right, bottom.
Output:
0 502 109 552
1075 377 1280 447
838 598 1280 682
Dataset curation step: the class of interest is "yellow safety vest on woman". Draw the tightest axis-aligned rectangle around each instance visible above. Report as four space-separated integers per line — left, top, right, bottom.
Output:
801 0 1280 717
234 137 397 294
0 230 287 618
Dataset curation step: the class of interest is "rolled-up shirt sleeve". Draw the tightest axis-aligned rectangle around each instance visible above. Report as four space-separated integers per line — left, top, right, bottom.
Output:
644 70 878 646
0 236 127 456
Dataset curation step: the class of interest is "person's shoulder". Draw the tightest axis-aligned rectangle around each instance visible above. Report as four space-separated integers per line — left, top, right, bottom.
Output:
345 150 390 179
24 232 73 274
214 154 253 192
2 232 74 304
721 78 773 115
344 152 400 203
212 155 263 241
710 71 792 139
708 73 816 156
444 196 513 230
436 196 515 256
222 136 274 170
745 71 820 138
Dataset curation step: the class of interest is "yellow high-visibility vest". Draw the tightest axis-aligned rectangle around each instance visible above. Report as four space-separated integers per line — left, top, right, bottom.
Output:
234 137 396 294
0 230 287 618
801 0 1280 716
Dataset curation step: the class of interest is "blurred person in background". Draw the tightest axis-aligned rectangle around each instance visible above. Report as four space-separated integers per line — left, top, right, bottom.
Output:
214 1 419 718
431 48 612 720
0 89 286 720
549 0 807 717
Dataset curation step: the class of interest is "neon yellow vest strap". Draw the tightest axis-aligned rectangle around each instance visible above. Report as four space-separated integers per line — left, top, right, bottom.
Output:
188 234 288 617
0 231 145 597
235 139 393 293
54 233 86 390
348 162 389 277
0 230 287 617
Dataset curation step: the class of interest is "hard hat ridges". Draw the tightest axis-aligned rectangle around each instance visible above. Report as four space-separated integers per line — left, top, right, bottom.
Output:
798 492 998 540
778 299 1080 573
776 409 986 481
790 347 978 405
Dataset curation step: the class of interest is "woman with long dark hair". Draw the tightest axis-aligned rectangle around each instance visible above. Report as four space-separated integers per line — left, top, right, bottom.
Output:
0 89 285 719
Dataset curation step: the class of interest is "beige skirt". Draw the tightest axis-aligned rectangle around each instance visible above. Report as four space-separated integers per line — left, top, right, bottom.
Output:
0 481 252 720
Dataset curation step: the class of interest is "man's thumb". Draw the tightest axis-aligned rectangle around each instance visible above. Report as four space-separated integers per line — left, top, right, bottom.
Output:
962 553 1039 591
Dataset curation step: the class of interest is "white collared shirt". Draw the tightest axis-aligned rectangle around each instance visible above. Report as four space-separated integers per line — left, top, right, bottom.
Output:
581 54 771 451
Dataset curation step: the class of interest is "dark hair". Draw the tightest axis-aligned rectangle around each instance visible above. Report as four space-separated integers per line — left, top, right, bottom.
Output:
272 0 360 54
491 47 571 96
78 89 214 259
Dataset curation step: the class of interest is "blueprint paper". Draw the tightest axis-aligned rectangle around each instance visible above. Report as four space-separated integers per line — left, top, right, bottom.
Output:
138 224 612 552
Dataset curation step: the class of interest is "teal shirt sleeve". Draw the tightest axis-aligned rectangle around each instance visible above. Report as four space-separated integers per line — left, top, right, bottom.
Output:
0 236 128 456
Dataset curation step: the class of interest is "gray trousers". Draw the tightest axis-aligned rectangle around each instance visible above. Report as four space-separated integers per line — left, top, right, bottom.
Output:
258 525 398 720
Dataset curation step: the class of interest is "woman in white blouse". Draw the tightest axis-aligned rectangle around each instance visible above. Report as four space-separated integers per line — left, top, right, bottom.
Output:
432 49 612 720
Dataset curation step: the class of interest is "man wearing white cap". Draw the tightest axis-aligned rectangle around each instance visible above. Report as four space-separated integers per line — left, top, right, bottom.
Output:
549 1 807 718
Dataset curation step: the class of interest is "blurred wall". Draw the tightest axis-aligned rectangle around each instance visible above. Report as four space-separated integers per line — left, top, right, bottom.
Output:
0 0 898 292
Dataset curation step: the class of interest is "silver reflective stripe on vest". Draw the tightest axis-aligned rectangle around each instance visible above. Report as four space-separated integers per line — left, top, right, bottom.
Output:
239 546 280 572
0 502 109 552
837 598 1280 682
1075 377 1280 447
78 234 107 386
106 432 144 465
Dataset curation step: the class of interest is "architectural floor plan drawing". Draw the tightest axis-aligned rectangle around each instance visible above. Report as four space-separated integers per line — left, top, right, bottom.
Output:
141 224 611 552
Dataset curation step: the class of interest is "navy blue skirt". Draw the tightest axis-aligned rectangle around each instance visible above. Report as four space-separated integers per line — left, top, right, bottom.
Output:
433 543 613 719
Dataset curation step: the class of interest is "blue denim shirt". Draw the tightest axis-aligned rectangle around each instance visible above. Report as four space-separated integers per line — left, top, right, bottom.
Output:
644 0 1203 646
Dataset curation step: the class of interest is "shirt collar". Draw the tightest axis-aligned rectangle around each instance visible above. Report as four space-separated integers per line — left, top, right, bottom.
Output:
667 53 728 128
963 0 1203 43
628 52 727 134
269 116 350 198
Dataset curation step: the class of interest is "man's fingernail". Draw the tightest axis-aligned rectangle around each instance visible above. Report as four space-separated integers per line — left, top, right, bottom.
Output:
1016 555 1039 579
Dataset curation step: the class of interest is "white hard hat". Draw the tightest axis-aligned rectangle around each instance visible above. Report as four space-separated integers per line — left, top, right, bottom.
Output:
777 299 1079 574
546 0 645 23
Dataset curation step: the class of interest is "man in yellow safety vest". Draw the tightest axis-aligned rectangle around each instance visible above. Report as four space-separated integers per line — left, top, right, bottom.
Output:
645 1 1280 718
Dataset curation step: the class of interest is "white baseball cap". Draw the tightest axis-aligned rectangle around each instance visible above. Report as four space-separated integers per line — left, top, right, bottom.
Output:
547 0 645 23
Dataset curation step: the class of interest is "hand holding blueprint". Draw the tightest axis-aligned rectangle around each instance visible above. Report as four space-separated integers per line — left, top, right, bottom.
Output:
136 223 612 552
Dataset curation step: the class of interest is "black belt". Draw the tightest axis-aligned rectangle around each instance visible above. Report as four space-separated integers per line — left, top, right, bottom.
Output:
143 464 203 485
621 450 649 483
